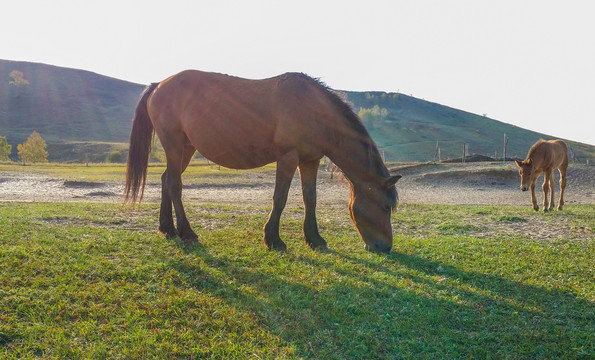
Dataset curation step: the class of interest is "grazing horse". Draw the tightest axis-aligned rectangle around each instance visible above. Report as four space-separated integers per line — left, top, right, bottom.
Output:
515 139 568 212
125 70 401 253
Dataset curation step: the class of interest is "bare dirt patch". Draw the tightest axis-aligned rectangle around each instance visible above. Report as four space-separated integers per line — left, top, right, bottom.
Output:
1 162 593 242
1 162 593 207
393 162 595 207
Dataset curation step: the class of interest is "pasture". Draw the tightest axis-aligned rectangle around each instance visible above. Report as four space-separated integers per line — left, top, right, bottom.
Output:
0 163 594 359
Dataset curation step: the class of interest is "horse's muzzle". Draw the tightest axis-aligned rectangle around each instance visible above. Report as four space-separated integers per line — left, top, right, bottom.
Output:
521 185 529 192
365 243 391 253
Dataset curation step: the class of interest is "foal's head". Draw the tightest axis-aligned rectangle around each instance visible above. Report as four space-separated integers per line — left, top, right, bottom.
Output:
515 159 536 191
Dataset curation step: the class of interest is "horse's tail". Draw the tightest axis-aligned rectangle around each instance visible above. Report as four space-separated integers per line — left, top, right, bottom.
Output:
125 83 159 204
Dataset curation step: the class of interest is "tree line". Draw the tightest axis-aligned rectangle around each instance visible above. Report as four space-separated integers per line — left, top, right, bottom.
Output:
0 131 49 164
1 70 48 164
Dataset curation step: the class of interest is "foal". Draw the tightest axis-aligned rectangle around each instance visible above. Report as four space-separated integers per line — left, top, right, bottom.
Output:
515 139 568 212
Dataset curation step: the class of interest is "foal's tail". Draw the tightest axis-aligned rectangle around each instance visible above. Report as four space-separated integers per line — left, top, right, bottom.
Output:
125 83 159 204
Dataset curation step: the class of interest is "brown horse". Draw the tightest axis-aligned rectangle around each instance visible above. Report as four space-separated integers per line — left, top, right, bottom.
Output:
515 139 568 212
125 70 400 253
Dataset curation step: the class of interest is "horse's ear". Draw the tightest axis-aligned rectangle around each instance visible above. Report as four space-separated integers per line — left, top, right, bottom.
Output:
515 160 523 168
385 175 401 188
526 158 532 166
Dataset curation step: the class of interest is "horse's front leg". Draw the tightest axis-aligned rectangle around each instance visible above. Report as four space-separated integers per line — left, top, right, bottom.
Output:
264 151 299 251
530 183 538 211
299 159 328 250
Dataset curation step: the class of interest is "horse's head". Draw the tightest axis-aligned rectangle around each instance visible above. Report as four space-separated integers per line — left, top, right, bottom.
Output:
349 175 401 253
515 159 535 191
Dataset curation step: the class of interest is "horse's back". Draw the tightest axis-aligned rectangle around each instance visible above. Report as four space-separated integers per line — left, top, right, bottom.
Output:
534 139 568 170
552 140 568 169
146 70 330 169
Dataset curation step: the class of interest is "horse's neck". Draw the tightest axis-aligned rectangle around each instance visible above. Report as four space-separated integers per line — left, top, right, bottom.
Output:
528 145 546 168
327 136 383 186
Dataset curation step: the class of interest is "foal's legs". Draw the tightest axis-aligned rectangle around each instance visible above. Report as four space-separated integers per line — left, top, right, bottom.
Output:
264 151 299 251
558 165 567 211
299 159 327 250
549 171 556 211
542 170 556 212
530 182 538 211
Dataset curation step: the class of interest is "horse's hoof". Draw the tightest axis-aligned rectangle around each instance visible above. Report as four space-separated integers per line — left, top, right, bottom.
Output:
180 232 199 246
182 237 198 246
543 208 549 213
305 236 328 251
308 242 329 251
265 239 287 251
159 226 178 239
269 242 287 252
180 230 199 245
533 206 539 211
264 232 287 251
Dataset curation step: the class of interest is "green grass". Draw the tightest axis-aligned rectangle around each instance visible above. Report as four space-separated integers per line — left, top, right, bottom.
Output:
0 162 276 183
1 202 593 359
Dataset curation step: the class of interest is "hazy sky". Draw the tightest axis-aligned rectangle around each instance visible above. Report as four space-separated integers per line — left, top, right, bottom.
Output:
3 0 594 145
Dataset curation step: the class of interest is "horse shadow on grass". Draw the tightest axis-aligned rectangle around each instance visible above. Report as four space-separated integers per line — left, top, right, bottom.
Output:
171 240 594 359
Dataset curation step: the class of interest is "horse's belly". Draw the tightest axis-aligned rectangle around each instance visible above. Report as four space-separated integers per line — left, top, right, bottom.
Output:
193 140 277 169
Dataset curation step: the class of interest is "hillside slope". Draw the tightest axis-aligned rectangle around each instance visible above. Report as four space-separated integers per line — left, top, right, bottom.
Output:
1 60 593 163
0 60 143 157
344 91 594 162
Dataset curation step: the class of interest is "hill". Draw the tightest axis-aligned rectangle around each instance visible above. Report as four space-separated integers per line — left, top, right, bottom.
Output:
1 59 594 163
342 91 595 162
0 60 143 161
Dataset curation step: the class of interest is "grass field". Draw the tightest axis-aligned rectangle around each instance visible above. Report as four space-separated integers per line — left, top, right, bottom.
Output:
0 162 277 183
1 200 593 359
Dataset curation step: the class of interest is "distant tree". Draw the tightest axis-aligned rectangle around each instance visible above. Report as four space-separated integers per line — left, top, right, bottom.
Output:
358 105 389 128
9 70 30 87
17 131 48 165
0 136 12 161
106 150 123 163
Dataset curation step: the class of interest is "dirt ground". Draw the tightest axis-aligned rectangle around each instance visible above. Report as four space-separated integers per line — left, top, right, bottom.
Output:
1 162 593 242
1 162 593 207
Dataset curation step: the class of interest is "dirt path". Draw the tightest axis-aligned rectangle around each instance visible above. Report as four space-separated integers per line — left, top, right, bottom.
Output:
1 162 593 207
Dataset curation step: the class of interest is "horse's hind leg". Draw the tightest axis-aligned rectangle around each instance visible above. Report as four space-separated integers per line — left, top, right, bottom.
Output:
159 145 196 238
264 151 299 251
549 173 556 211
558 165 567 210
161 141 198 245
299 159 328 250
159 170 176 238
542 170 553 212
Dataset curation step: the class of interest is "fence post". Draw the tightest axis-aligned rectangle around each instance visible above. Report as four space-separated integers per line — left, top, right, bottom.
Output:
503 133 508 163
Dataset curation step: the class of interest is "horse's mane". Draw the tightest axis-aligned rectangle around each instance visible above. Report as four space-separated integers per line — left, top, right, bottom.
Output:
279 73 390 179
318 78 391 178
276 73 396 207
278 73 367 134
